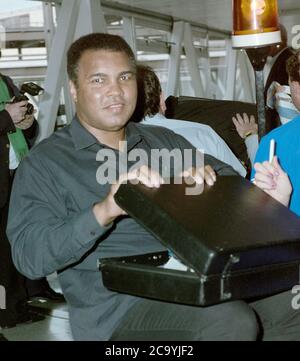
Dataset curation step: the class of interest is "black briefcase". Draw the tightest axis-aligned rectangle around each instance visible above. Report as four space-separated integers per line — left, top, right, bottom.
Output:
100 176 300 306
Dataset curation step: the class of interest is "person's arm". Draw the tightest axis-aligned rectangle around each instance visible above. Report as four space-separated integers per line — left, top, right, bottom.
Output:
10 152 210 279
232 113 259 167
166 127 239 177
250 135 270 180
254 156 292 207
203 126 246 177
244 134 259 168
0 109 16 135
17 114 38 146
0 100 31 136
7 155 116 279
1 75 36 138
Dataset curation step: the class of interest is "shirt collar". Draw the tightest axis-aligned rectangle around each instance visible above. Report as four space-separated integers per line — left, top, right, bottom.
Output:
143 113 166 122
125 121 143 151
70 115 98 151
70 115 143 151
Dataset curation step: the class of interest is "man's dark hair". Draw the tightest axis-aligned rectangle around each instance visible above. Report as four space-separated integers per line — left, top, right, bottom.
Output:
67 33 136 86
136 64 161 119
286 50 300 83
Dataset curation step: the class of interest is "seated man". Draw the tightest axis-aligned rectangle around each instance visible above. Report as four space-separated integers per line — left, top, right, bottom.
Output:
7 33 300 341
251 50 300 217
137 65 246 177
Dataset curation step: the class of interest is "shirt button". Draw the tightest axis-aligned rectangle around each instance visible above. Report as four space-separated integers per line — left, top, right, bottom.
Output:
6 144 10 148
90 231 96 236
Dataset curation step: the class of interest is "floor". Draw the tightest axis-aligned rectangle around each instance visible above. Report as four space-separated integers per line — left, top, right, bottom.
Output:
0 274 73 341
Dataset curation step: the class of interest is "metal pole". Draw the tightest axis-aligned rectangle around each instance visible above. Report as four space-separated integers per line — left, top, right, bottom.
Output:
246 46 270 141
254 69 266 140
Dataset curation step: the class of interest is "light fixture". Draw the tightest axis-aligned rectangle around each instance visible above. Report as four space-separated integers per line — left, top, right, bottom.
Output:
232 0 281 48
231 0 281 139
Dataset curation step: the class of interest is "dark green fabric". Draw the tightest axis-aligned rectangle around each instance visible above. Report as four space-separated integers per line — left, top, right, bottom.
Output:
7 128 29 163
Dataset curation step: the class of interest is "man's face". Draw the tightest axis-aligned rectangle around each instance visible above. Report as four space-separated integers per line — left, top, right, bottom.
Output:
70 49 137 135
289 78 300 112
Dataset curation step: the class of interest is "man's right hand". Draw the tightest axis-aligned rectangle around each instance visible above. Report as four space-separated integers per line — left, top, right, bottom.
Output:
232 113 258 139
93 166 164 227
5 98 28 124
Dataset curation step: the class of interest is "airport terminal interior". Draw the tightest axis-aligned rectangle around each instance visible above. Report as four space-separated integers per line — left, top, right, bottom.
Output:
1 0 300 341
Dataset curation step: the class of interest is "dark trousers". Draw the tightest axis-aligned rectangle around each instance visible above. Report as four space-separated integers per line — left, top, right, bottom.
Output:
110 298 258 341
111 290 300 341
0 178 49 321
0 200 27 317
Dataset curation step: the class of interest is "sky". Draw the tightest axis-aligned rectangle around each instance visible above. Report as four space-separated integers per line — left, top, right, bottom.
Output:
0 0 40 13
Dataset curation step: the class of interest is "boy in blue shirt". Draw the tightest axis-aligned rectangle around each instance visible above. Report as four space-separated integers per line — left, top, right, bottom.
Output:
252 51 300 216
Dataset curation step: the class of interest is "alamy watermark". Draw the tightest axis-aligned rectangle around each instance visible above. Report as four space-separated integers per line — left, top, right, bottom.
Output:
96 141 205 195
291 266 300 310
291 285 300 310
292 25 300 50
0 285 6 310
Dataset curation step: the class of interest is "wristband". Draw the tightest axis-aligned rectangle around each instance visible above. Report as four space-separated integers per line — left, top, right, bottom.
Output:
244 131 253 139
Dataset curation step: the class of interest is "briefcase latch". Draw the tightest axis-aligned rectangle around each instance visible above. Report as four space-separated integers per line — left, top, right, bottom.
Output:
220 254 240 301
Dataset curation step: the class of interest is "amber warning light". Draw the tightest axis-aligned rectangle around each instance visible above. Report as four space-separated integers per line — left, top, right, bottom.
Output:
232 0 281 48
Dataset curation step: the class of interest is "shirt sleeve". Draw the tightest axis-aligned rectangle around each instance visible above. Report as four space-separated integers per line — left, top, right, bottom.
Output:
250 135 269 180
0 109 16 135
164 128 239 177
205 127 246 177
7 154 112 279
245 134 259 168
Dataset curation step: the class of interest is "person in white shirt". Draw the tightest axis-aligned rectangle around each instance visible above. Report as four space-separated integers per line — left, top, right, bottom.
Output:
137 65 246 177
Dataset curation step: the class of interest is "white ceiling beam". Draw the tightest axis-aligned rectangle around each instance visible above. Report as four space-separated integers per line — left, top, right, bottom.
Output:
166 21 184 97
122 16 137 56
183 22 205 97
42 2 55 52
223 39 237 100
237 50 255 103
75 0 107 38
32 0 230 36
36 0 80 142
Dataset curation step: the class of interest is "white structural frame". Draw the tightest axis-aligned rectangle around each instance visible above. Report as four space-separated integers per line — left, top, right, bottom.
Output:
37 0 107 141
166 21 185 97
36 0 80 142
42 2 55 51
122 16 137 57
183 22 205 97
223 38 237 100
34 0 244 141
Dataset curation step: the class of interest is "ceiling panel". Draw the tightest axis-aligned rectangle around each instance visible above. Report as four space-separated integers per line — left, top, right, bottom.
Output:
104 0 300 32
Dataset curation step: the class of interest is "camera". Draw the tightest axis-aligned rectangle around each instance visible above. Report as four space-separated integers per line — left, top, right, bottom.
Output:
12 82 44 116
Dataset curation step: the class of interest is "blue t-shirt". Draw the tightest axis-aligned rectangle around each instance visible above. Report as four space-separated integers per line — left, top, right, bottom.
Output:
251 115 300 216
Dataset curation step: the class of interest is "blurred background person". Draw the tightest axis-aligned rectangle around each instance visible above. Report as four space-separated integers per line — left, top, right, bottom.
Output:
136 64 246 177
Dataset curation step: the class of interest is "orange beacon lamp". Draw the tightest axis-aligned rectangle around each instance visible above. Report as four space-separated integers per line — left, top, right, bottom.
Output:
232 0 281 48
232 0 281 138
